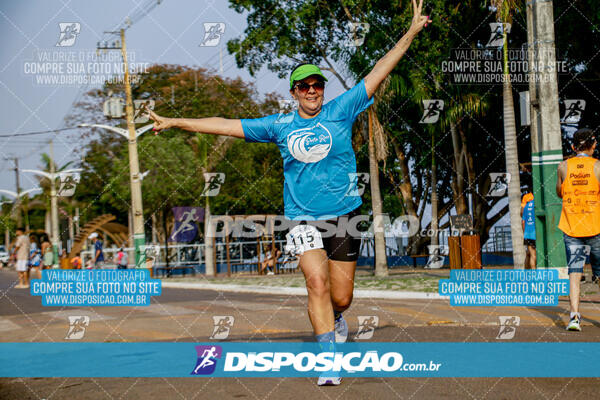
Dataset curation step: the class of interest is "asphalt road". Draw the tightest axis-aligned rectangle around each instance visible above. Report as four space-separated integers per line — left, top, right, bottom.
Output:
2 268 600 399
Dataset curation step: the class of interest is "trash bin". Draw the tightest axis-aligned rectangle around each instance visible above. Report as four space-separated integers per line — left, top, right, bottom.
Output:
460 234 482 269
146 257 155 278
448 236 462 269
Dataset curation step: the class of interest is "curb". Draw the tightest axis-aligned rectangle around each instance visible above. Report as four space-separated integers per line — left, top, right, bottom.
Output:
160 282 445 300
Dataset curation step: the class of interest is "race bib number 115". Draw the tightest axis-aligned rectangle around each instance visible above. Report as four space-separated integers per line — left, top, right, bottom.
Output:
285 225 324 256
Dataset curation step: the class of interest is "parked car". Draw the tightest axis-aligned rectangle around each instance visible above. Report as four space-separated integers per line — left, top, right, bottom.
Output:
0 245 9 267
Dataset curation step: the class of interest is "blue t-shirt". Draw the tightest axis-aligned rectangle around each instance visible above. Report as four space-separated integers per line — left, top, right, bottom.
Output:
94 240 104 262
522 199 536 240
241 80 374 220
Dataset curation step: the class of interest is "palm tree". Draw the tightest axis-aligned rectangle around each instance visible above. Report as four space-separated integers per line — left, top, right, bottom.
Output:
440 91 490 217
386 73 490 254
367 107 389 277
492 0 525 268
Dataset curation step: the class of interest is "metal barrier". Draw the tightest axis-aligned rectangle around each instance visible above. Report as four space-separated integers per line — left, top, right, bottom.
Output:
482 226 513 253
81 239 290 271
79 225 514 271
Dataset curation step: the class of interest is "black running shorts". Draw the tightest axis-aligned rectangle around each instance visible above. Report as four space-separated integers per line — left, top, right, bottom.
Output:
302 207 361 262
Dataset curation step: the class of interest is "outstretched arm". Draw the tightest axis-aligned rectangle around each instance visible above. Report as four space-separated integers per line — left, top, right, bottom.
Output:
147 109 244 139
364 0 431 98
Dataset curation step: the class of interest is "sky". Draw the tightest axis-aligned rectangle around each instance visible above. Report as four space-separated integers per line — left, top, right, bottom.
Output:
0 0 514 237
0 0 348 196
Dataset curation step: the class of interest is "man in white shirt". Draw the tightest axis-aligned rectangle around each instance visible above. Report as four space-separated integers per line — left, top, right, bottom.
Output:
13 228 30 288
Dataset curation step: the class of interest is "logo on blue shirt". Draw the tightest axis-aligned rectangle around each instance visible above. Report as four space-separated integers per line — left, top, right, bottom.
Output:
286 123 332 163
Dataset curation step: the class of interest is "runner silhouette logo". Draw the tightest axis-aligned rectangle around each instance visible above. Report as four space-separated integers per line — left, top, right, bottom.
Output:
275 100 297 124
561 99 586 124
170 207 203 242
210 316 234 340
487 173 511 197
56 23 80 47
65 316 90 340
355 316 379 340
419 100 444 124
426 245 447 269
201 173 225 197
57 173 80 197
345 22 370 47
345 172 370 197
199 23 225 47
486 23 511 48
567 245 590 271
497 316 520 340
191 345 222 375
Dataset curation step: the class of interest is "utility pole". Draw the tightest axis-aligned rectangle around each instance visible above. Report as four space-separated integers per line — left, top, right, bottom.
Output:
120 28 146 267
203 142 215 276
96 30 147 267
75 207 80 235
80 122 152 266
219 46 223 74
49 140 59 264
527 0 566 269
13 158 22 227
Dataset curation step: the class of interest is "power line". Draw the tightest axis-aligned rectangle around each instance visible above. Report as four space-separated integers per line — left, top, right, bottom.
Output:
0 127 80 138
103 0 164 41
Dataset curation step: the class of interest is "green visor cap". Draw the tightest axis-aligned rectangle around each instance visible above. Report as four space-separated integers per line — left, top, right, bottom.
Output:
289 64 328 89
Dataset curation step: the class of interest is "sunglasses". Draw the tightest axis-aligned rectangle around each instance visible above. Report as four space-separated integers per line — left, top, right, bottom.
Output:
294 81 325 93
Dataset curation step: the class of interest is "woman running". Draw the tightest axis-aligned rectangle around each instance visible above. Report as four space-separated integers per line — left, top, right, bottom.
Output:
148 0 430 385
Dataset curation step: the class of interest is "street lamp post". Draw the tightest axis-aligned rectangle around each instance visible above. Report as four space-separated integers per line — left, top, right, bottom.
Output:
79 123 153 266
22 168 82 265
0 188 42 232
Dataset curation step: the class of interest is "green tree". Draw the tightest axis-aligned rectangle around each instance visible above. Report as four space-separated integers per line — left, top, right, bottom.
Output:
72 65 281 245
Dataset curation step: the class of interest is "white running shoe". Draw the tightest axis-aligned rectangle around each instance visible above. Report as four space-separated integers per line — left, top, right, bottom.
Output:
566 315 582 331
334 314 348 343
317 376 342 386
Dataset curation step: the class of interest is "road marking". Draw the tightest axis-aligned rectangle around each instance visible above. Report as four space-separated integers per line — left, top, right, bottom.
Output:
43 310 115 321
161 282 444 299
0 318 21 331
251 328 292 334
384 306 448 322
427 320 455 325
141 304 197 316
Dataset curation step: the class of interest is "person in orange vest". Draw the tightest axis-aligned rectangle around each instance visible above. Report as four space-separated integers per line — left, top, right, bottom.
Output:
557 128 600 331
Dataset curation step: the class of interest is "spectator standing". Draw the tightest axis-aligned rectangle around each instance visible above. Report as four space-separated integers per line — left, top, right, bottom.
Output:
13 228 30 289
41 239 53 269
116 248 128 270
89 232 104 269
521 192 536 269
29 236 42 280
